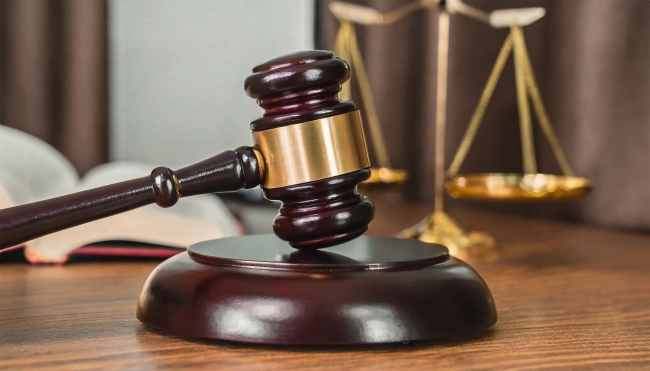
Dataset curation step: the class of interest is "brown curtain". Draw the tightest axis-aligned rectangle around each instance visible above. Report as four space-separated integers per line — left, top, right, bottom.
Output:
0 0 108 175
322 0 650 231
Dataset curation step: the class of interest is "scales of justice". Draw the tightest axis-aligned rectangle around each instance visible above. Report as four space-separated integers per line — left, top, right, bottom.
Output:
330 0 591 255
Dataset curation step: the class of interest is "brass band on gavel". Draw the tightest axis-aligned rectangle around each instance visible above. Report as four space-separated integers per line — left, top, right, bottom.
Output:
253 111 371 189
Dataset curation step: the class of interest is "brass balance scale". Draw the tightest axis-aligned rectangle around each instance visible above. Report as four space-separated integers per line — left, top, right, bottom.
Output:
330 0 592 254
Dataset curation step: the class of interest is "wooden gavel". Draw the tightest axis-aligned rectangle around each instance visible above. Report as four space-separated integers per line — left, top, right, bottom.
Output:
0 51 375 250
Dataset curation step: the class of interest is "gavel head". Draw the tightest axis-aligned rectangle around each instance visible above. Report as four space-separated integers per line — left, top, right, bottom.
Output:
245 50 374 249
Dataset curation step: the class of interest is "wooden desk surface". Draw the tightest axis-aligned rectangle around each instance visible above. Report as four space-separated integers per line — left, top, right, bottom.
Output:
2 193 649 370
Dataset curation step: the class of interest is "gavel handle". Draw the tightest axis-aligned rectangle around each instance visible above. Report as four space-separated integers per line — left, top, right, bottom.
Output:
0 146 263 249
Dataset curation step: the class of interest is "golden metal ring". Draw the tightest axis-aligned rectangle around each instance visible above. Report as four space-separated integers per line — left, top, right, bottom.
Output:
253 111 371 189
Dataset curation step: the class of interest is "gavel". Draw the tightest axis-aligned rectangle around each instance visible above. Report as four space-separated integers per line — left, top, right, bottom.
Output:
0 51 375 250
0 50 498 345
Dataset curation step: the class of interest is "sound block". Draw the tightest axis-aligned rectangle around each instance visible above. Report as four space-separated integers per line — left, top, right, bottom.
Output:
136 235 496 345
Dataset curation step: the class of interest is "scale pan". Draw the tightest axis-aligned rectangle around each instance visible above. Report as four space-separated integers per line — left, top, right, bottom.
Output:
446 173 591 201
363 167 408 187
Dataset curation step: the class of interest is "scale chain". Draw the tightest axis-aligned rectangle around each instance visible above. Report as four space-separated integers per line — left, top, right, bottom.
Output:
447 25 573 178
512 25 537 174
446 34 513 178
335 20 393 169
519 33 575 177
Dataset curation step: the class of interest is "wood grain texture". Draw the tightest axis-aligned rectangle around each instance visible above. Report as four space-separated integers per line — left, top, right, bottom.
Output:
1 191 649 370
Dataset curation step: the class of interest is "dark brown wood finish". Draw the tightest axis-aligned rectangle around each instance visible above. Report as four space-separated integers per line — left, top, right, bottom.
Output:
0 146 261 248
265 170 375 249
245 51 374 248
0 51 374 250
135 235 495 344
1 194 649 369
245 50 357 131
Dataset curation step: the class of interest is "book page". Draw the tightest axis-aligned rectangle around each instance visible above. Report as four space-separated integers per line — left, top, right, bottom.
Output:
0 182 15 210
0 126 241 263
23 161 241 263
78 161 239 236
0 125 79 204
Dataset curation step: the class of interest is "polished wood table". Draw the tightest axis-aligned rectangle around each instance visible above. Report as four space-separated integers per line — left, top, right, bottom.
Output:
2 193 649 370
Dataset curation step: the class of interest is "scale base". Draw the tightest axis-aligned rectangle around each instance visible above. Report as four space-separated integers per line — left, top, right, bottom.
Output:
136 235 496 345
398 212 496 258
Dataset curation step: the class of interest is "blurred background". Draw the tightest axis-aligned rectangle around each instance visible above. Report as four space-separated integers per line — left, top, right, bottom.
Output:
1 0 648 232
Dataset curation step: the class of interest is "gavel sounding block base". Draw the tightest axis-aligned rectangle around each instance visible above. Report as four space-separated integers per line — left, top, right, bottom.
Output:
136 235 497 345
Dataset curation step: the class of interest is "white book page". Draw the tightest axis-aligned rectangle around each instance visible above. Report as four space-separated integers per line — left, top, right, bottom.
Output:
0 125 79 204
0 126 240 261
25 162 241 263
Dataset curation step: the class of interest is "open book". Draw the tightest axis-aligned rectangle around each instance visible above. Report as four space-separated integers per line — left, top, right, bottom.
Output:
0 125 240 264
